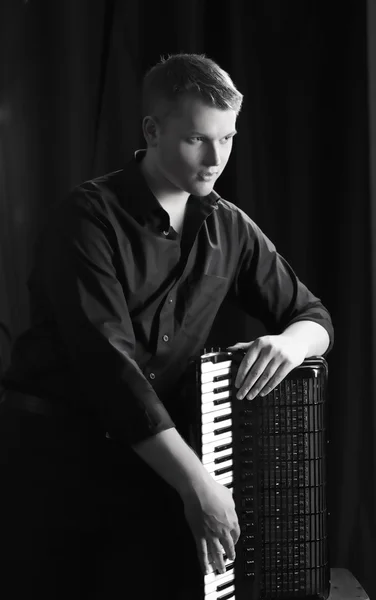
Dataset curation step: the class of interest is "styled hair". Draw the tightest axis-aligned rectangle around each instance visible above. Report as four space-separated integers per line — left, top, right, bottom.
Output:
141 53 243 123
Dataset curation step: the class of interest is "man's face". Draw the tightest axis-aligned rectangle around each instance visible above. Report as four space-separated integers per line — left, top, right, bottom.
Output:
153 94 237 196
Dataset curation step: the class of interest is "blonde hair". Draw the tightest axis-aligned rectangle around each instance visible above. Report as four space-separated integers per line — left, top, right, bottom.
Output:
142 53 243 123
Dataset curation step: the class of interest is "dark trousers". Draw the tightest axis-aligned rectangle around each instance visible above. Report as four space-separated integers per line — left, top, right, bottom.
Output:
0 391 203 599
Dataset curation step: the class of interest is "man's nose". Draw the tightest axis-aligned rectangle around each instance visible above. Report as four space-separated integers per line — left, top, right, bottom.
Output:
204 144 221 167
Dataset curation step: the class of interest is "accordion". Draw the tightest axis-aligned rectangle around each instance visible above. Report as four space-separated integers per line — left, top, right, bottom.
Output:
186 348 330 600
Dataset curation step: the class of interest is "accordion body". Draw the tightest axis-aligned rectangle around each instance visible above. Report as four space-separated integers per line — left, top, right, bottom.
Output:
187 349 330 600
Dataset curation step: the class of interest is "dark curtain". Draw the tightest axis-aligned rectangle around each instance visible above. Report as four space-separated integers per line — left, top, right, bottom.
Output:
1 0 374 597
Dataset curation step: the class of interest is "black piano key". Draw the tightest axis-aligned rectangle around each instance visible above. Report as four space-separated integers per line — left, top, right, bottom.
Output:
218 591 235 600
213 373 231 383
214 397 232 406
214 425 232 436
214 442 232 453
212 385 231 394
214 413 232 423
215 453 233 464
217 579 234 592
215 465 233 476
212 555 232 568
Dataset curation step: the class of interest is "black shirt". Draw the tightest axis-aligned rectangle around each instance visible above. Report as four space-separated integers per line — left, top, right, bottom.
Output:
3 150 334 445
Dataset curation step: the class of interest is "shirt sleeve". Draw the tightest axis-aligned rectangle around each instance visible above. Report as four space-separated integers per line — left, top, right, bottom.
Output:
229 209 334 354
40 190 175 445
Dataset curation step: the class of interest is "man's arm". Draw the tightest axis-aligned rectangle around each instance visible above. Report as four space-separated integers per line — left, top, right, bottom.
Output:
228 320 330 401
132 427 241 575
227 212 334 400
42 192 176 445
280 319 330 357
132 427 212 497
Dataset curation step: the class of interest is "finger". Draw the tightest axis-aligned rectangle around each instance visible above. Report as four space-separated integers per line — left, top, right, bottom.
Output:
234 341 264 388
231 521 241 546
208 538 227 574
226 342 252 352
195 536 211 575
258 363 292 397
236 355 274 399
220 531 236 562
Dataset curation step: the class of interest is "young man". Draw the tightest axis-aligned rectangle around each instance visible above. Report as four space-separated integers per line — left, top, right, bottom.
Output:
0 53 333 599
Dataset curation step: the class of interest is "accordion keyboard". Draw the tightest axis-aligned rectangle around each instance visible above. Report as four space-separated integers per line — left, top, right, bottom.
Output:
200 352 236 600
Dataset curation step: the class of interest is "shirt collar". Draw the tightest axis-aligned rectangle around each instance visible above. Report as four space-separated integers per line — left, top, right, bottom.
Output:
123 149 221 219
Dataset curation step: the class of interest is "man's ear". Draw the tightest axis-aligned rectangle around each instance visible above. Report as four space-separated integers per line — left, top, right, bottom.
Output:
142 116 159 147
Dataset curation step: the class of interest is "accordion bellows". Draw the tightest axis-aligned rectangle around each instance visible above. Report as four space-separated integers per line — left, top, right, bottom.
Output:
187 349 329 600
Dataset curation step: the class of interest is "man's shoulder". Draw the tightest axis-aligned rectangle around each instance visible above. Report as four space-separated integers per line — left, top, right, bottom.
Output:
73 168 126 202
214 194 256 228
59 166 135 217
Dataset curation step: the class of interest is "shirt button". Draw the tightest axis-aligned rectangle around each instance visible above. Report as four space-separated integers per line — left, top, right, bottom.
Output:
162 334 169 342
168 298 173 303
163 230 169 236
149 372 155 380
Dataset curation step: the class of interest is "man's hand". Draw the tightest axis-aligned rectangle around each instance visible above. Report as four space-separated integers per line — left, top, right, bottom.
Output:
181 478 241 576
227 333 308 401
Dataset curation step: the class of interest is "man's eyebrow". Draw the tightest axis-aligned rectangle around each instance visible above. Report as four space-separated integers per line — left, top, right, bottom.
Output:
189 130 238 138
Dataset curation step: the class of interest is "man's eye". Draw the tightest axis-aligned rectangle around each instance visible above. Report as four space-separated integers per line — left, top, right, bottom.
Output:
189 137 203 143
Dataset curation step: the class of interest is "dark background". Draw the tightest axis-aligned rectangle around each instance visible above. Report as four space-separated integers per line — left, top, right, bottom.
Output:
1 0 375 596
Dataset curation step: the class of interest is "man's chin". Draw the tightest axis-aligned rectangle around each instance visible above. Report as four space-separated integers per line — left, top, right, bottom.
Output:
190 179 215 196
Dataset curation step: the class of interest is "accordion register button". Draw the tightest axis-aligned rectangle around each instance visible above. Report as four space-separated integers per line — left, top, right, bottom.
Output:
241 409 253 417
242 512 254 522
243 523 255 544
240 447 253 455
241 485 254 493
241 497 254 508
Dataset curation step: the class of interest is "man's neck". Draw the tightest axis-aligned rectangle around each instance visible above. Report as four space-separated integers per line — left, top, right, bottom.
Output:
139 151 189 214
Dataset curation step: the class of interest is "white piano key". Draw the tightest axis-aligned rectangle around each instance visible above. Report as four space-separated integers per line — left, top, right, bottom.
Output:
202 406 231 425
204 562 234 584
205 458 233 474
202 390 231 404
202 400 231 415
205 584 235 600
213 470 234 484
201 367 231 384
201 359 232 373
201 378 231 394
202 418 232 435
202 435 232 455
202 429 232 445
205 571 235 594
218 474 233 487
202 447 233 465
